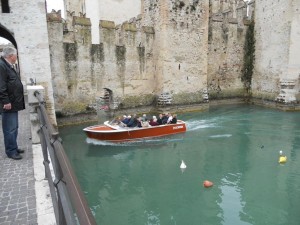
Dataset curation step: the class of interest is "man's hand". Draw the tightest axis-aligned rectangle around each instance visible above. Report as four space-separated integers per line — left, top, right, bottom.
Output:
3 103 11 110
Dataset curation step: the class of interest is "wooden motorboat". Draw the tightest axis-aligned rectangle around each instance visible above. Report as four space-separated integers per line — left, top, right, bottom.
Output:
83 120 187 142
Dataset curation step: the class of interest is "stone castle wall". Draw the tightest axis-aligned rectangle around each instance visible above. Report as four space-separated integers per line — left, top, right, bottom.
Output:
47 0 211 115
141 0 210 105
63 0 142 44
253 0 300 105
208 0 250 99
47 12 157 115
47 0 300 116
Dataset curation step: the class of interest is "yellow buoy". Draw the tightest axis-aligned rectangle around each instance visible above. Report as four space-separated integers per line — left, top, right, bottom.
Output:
279 156 287 163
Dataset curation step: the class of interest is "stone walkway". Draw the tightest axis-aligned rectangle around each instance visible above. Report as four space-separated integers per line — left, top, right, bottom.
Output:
0 101 55 225
0 106 38 224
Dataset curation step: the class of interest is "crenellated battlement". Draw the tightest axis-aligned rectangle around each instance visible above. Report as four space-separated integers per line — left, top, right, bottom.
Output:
72 16 91 26
46 10 63 23
49 0 297 116
141 0 208 31
99 20 115 29
210 0 252 26
48 0 254 46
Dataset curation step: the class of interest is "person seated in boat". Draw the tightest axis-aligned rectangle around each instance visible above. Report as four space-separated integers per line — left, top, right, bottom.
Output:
118 115 128 127
170 114 177 124
149 116 159 126
126 114 134 127
157 114 163 125
141 114 148 122
121 115 127 123
167 113 173 124
127 114 138 127
122 115 131 125
137 117 143 127
141 118 150 127
162 113 169 124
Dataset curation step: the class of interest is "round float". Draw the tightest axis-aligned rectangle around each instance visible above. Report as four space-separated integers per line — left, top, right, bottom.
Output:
203 180 213 188
279 156 287 163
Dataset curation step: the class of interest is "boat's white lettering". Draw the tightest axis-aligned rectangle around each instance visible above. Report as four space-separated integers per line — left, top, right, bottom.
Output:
173 126 183 130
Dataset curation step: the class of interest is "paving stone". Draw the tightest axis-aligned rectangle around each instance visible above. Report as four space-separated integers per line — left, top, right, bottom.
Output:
0 102 38 224
0 216 7 223
0 222 11 225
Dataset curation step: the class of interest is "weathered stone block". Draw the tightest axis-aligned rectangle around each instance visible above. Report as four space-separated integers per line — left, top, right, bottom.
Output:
100 20 116 29
64 43 77 61
73 16 91 26
122 23 137 32
46 12 62 23
142 26 155 34
228 18 238 24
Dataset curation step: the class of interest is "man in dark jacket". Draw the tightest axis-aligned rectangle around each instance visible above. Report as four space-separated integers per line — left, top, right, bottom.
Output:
0 46 25 160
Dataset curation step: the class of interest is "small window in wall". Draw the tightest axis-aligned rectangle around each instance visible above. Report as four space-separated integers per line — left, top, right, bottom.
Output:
1 0 10 13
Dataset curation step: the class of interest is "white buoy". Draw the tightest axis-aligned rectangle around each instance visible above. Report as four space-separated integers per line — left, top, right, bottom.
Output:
279 150 283 155
180 160 187 169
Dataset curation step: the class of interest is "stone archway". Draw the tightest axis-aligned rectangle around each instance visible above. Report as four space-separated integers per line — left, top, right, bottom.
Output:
0 24 20 74
0 23 17 48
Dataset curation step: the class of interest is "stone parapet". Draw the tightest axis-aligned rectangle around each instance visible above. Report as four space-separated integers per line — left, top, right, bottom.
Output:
122 22 137 32
100 20 116 29
46 11 62 23
142 26 155 34
73 16 91 26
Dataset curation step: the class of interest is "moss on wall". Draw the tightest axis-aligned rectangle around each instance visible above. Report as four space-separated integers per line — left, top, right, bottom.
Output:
123 23 137 32
115 46 126 91
60 101 90 116
137 46 145 74
91 43 104 63
73 16 91 26
64 43 77 61
100 20 115 29
142 26 155 34
116 45 126 62
119 94 156 108
171 91 204 104
251 91 277 101
209 89 245 100
242 20 255 94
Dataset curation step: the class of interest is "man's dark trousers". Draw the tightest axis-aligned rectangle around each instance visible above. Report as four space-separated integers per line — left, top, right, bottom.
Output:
2 111 19 157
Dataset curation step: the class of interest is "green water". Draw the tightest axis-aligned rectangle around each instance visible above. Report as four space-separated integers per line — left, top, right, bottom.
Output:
59 104 300 225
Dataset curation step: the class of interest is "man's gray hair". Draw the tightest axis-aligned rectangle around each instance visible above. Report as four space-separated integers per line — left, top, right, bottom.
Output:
1 46 17 59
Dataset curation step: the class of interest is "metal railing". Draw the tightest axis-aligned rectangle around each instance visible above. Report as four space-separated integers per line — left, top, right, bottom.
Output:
34 91 97 225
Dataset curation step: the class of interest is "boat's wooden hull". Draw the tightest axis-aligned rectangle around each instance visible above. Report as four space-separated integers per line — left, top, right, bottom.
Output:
83 120 187 142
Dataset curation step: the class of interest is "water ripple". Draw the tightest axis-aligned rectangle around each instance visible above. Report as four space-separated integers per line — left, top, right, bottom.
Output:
209 134 232 138
186 119 218 131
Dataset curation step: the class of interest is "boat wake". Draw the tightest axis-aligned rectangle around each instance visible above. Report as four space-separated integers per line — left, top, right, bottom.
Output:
185 119 218 131
209 134 232 138
86 135 184 146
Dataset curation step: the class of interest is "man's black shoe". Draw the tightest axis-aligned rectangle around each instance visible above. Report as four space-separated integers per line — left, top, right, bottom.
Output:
17 149 25 153
8 154 22 160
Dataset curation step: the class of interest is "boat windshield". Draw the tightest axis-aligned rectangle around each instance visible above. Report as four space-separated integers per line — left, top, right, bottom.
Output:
108 119 121 125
